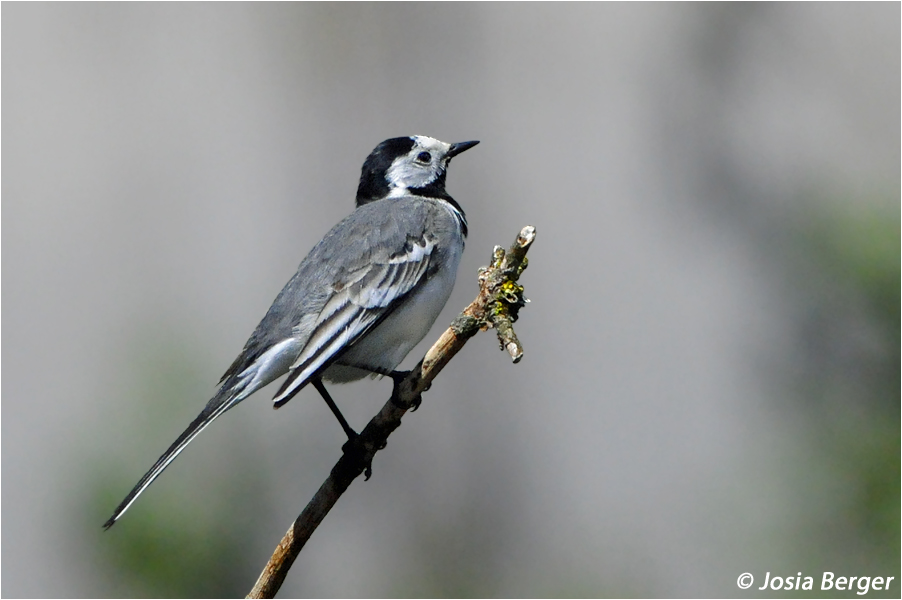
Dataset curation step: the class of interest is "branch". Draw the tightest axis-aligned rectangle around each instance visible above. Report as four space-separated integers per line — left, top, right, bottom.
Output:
247 226 536 599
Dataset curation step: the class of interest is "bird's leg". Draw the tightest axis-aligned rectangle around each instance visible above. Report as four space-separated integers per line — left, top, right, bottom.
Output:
312 378 379 478
311 378 358 441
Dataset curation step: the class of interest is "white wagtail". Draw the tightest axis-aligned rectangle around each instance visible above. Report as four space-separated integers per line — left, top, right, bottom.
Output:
104 135 478 528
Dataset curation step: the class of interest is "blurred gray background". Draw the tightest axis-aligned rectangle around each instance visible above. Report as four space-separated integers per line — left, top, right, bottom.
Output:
3 3 899 598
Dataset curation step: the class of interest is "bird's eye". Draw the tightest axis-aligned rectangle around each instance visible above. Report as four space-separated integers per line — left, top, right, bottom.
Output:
416 151 432 163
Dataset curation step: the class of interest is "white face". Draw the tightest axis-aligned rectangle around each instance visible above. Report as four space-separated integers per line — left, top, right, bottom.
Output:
385 136 453 194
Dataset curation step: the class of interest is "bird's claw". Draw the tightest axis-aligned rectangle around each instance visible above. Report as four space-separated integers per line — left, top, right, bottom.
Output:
409 379 431 411
361 439 388 480
341 432 386 480
389 370 427 411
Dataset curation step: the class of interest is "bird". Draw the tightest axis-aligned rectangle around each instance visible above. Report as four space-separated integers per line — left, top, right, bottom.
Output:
104 135 479 529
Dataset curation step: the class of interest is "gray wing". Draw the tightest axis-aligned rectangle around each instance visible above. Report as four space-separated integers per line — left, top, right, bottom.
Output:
221 197 439 407
269 226 436 406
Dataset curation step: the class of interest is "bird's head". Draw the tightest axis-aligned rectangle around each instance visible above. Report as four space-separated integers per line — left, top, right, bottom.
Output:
356 135 479 206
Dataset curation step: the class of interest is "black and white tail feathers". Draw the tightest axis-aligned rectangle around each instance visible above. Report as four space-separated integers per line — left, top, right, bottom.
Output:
102 385 240 529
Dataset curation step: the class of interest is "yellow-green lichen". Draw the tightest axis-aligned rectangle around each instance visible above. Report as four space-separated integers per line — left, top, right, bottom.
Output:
499 281 524 304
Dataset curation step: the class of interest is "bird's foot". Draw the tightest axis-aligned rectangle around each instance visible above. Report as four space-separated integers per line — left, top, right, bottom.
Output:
341 431 386 480
341 433 370 479
389 370 428 411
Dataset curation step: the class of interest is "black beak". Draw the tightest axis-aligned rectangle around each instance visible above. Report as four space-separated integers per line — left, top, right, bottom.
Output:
448 140 480 158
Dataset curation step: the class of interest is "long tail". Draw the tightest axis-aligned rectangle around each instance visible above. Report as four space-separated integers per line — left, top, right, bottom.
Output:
104 335 305 528
102 392 237 529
